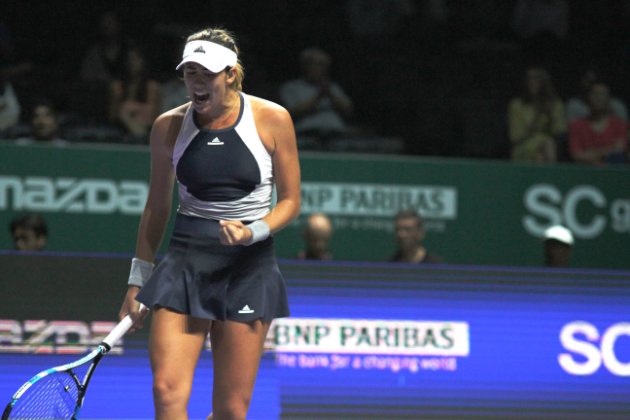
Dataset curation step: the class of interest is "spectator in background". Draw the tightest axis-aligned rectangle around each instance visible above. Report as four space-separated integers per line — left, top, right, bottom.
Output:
108 43 161 144
389 209 442 263
566 67 628 123
543 225 573 268
159 37 189 114
0 21 31 136
72 11 129 127
0 72 20 135
160 73 188 114
9 214 48 251
80 11 128 82
507 66 566 162
279 47 354 148
568 81 628 165
14 99 68 146
297 213 334 260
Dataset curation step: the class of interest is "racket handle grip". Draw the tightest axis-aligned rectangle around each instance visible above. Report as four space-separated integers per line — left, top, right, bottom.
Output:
101 304 147 351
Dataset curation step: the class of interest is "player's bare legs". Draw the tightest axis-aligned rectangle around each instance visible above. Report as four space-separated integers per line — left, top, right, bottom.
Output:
149 307 210 420
207 319 270 420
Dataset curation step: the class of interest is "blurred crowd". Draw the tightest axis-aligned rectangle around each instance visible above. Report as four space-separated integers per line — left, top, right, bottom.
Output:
13 207 573 269
1 0 629 165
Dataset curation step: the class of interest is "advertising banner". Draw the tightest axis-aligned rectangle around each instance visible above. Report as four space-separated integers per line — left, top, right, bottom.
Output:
1 254 629 418
1 143 628 268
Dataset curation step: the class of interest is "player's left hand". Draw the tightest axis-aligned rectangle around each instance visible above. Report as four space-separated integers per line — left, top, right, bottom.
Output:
219 220 252 246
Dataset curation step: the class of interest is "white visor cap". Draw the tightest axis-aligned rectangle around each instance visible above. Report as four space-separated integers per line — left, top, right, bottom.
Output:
176 40 237 73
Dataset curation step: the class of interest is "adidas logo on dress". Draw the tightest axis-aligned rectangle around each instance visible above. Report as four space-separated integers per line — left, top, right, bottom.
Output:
207 137 224 145
238 305 254 314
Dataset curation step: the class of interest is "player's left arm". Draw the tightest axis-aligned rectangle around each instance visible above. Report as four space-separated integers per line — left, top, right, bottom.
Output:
220 100 300 245
263 104 301 232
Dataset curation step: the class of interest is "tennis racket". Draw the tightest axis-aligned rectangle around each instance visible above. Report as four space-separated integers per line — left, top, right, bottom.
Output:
2 311 140 420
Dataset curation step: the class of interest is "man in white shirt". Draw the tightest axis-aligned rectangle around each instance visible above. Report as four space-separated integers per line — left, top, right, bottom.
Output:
279 47 354 141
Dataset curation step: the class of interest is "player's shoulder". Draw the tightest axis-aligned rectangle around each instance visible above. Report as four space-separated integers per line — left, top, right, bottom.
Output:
247 94 291 123
158 102 189 122
151 103 190 143
154 103 189 129
247 94 286 112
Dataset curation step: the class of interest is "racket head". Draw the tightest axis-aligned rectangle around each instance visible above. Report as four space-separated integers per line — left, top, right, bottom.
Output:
2 313 136 419
3 369 81 420
2 348 103 420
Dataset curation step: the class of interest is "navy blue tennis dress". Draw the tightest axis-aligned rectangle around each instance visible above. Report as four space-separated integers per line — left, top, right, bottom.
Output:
136 93 290 322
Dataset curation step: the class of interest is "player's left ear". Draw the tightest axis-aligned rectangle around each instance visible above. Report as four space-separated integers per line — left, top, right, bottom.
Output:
225 67 236 83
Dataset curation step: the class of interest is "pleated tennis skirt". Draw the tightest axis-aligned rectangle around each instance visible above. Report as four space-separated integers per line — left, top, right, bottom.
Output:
136 213 290 322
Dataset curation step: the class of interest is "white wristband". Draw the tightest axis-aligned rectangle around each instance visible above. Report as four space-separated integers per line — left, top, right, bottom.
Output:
128 257 154 288
243 220 270 246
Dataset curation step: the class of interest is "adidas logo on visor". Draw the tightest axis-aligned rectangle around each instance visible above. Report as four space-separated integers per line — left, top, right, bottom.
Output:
194 46 206 54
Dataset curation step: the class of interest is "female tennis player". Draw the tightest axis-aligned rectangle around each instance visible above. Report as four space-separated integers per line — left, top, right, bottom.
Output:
117 27 300 419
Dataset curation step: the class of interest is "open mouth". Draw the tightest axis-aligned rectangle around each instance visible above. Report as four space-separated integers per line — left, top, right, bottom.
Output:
194 93 209 103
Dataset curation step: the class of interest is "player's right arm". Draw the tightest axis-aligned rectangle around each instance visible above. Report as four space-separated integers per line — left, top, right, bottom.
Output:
118 106 186 325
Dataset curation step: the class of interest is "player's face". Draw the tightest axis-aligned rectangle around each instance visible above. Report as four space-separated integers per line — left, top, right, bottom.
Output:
182 62 230 113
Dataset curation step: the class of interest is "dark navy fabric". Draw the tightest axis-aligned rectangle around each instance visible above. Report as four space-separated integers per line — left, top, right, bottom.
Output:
136 213 289 322
175 97 261 202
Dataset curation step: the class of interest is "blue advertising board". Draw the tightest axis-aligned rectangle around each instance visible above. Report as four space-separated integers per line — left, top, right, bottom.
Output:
0 255 629 418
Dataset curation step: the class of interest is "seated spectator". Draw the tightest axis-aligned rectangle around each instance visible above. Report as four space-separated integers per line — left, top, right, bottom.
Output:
14 99 69 146
566 66 628 123
543 225 573 268
568 81 628 165
0 21 31 136
159 37 189 114
0 75 20 135
73 11 129 126
297 213 334 260
389 209 443 264
9 214 48 251
278 47 354 147
80 11 128 83
507 66 566 162
160 75 188 114
108 43 161 144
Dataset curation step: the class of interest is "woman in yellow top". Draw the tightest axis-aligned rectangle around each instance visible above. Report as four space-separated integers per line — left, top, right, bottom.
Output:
508 66 567 162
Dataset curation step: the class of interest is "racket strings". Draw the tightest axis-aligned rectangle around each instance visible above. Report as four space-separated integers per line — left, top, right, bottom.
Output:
7 372 80 420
